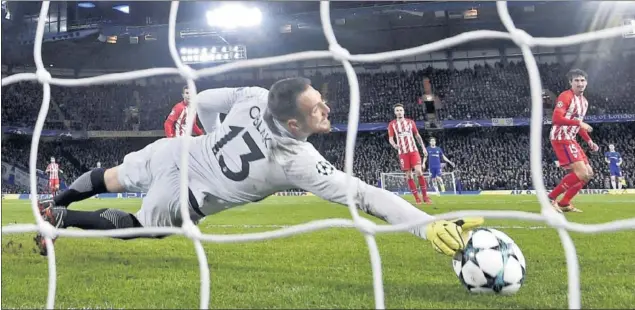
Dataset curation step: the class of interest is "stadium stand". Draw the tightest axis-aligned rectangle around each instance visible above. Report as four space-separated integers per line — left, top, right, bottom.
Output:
2 56 634 131
3 53 634 195
3 123 633 193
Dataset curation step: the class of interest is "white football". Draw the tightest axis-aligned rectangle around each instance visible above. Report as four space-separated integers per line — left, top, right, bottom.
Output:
452 228 526 295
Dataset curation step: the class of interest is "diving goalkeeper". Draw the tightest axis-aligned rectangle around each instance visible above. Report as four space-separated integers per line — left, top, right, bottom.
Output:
35 78 483 258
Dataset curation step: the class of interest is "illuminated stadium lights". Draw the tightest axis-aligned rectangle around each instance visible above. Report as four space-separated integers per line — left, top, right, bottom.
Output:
178 45 248 64
113 4 129 14
206 4 262 29
77 2 95 8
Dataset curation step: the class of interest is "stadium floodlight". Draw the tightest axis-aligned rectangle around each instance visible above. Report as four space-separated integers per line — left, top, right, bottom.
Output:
113 4 129 14
177 44 248 64
206 4 262 29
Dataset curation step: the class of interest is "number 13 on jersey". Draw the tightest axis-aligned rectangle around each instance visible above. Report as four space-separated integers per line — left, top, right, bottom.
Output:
212 125 265 181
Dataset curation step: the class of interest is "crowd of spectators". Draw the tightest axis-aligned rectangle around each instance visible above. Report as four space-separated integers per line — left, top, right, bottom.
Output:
2 52 634 194
2 123 633 194
2 54 634 131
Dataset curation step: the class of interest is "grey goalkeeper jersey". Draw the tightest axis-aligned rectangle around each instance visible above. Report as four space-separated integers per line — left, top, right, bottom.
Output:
169 87 432 235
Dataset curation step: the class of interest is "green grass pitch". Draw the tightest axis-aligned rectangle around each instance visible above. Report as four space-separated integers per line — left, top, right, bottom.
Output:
2 195 634 309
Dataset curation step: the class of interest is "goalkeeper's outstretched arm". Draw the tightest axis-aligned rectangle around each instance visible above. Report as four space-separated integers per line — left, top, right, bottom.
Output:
280 144 483 255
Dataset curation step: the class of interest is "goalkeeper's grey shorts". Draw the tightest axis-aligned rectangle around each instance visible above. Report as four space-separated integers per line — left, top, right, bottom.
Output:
117 138 204 228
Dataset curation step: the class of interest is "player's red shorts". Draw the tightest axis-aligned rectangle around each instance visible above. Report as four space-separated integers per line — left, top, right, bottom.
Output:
552 141 588 167
399 151 422 171
48 179 60 190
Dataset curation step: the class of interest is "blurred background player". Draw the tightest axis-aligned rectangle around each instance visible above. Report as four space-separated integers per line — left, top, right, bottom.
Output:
604 144 623 190
164 85 205 138
388 104 430 204
45 157 63 196
547 69 599 213
426 137 455 195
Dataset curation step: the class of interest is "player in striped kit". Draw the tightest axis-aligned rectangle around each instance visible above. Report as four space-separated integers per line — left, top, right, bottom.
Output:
547 69 598 213
604 144 624 190
164 86 206 138
45 157 63 196
388 104 431 204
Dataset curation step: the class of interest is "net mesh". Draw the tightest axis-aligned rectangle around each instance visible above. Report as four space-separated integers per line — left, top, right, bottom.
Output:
2 1 635 309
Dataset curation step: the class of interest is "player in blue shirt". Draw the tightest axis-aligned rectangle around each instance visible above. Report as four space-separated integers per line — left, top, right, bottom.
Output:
426 138 455 194
604 144 623 190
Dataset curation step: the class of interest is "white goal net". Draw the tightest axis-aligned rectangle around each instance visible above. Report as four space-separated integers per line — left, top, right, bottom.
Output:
2 1 635 309
380 172 457 195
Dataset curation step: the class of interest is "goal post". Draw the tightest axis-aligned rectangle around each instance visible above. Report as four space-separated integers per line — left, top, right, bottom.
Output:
380 171 457 195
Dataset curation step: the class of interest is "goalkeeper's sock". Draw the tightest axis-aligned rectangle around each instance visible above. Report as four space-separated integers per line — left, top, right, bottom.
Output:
53 168 108 207
64 208 149 240
559 180 586 206
417 175 428 197
548 172 581 200
407 178 421 200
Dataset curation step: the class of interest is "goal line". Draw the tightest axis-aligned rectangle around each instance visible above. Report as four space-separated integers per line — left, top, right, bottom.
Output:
2 1 635 309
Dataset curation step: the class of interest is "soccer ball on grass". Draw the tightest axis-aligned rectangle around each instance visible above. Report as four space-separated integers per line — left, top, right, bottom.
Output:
452 228 526 294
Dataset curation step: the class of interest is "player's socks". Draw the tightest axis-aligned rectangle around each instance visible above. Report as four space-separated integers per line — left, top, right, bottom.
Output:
65 209 128 229
617 180 623 190
53 168 107 207
548 172 581 200
439 182 446 193
611 179 617 189
36 207 146 255
417 175 428 197
64 208 150 240
558 181 586 207
407 178 421 201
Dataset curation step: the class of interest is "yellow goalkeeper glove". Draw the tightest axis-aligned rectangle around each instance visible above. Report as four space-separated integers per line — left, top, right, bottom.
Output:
425 217 485 256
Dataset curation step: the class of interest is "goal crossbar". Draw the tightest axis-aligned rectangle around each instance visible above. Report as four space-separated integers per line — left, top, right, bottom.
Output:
2 1 635 309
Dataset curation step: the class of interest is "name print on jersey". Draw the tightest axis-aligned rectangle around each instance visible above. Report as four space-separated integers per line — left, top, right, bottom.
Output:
250 106 272 149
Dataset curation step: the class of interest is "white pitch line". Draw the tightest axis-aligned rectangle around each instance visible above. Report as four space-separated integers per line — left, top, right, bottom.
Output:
203 224 552 230
246 198 635 206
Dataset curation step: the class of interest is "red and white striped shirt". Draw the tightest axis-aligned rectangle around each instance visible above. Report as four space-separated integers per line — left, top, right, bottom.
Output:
549 89 589 142
46 163 60 180
164 101 205 138
388 118 419 154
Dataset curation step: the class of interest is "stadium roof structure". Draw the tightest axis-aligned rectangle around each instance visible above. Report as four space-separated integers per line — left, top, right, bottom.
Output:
2 1 634 71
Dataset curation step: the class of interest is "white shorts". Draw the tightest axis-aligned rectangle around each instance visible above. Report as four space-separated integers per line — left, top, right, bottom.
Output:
117 138 204 228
